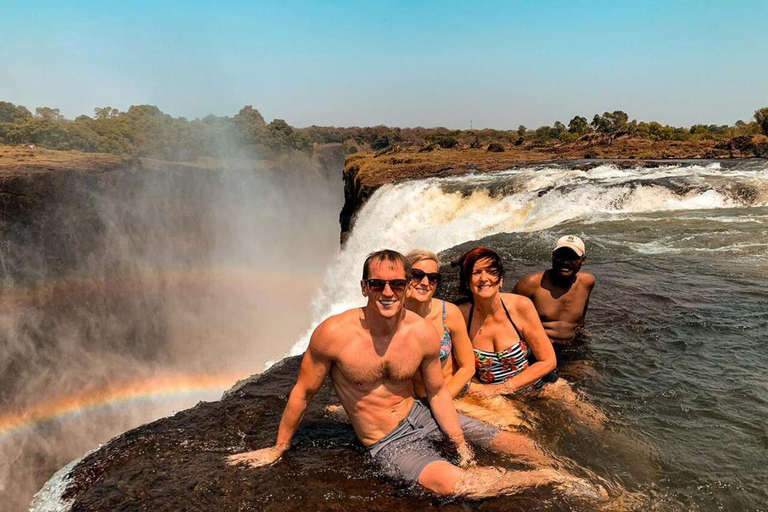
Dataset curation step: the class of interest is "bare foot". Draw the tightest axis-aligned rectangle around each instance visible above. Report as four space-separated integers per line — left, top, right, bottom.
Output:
557 476 610 501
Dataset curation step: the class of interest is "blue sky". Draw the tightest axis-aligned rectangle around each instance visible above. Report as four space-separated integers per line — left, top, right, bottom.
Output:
1 0 766 128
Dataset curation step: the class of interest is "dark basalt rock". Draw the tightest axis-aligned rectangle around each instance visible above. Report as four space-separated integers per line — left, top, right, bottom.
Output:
339 163 377 246
53 354 574 512
715 135 768 158
55 359 605 511
50 235 611 512
59 356 387 512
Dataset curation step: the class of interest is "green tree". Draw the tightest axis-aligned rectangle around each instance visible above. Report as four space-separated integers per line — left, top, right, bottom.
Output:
35 106 64 120
568 115 589 135
371 133 395 150
591 111 629 134
234 105 267 128
754 107 768 136
591 114 611 133
606 110 629 132
550 121 566 139
0 101 32 122
534 125 552 142
517 125 526 137
94 106 120 120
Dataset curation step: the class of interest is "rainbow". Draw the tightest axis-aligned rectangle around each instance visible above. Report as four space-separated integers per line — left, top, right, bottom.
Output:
0 372 248 439
0 266 321 310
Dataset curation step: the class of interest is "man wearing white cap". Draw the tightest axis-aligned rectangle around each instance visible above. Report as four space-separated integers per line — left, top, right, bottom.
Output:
513 235 595 345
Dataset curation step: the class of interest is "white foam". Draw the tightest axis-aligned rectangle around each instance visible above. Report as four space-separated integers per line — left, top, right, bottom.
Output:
28 456 82 512
284 163 768 355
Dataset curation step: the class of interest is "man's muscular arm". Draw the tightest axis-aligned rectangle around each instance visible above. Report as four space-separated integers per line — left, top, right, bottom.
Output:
418 323 473 465
513 272 539 299
227 323 333 468
579 273 596 325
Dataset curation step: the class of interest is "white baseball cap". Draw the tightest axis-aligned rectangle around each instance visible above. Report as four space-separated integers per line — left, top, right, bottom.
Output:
553 235 585 257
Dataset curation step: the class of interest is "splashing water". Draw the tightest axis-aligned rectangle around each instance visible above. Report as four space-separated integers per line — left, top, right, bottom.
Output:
290 160 768 355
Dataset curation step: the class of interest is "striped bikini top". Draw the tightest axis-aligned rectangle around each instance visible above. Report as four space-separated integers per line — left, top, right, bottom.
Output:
439 301 452 362
469 300 530 384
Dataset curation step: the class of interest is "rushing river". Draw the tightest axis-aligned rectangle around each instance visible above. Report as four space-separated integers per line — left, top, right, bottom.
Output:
32 159 768 512
291 160 768 511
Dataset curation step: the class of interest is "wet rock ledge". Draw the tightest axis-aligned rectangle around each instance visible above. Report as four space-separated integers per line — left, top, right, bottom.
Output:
40 358 455 512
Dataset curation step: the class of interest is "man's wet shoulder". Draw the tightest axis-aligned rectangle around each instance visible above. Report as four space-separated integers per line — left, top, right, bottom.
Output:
514 270 546 292
402 309 436 333
402 311 441 348
578 272 596 288
312 309 363 342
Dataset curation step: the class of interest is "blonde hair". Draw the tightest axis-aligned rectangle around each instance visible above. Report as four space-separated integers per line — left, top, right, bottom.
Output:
405 249 439 267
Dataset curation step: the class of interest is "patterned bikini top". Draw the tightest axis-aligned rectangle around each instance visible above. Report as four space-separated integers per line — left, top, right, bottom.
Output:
469 300 530 384
439 301 452 362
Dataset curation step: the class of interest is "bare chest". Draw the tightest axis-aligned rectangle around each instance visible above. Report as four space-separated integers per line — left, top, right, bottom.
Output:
334 341 424 385
533 287 585 321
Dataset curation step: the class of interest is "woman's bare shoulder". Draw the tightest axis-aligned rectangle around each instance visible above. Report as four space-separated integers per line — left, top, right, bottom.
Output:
501 292 535 312
453 301 472 321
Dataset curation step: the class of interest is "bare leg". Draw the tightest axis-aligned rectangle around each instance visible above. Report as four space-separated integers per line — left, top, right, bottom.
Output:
418 461 598 500
557 360 598 381
454 395 531 429
538 378 607 428
486 430 553 468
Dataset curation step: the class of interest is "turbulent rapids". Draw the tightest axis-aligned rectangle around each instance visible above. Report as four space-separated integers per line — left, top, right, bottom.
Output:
296 160 768 354
31 160 768 511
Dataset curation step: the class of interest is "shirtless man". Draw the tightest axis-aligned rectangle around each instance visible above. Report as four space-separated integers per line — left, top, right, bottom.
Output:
514 236 595 345
227 250 584 498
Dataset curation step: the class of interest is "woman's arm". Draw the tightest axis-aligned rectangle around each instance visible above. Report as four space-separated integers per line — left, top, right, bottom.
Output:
444 302 475 397
468 295 556 398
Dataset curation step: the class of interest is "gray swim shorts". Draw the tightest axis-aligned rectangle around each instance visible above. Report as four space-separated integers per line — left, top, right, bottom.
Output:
366 399 500 485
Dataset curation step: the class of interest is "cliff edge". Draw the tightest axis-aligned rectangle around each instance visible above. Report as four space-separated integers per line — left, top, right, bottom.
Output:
339 135 768 243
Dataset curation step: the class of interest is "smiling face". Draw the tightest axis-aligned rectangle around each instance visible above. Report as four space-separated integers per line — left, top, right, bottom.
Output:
470 257 503 299
407 259 439 303
361 259 408 319
552 247 585 279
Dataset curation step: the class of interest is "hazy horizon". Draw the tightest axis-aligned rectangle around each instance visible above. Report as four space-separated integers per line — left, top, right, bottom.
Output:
2 0 767 129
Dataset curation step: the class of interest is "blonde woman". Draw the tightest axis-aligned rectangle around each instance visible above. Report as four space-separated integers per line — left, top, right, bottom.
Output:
405 249 474 398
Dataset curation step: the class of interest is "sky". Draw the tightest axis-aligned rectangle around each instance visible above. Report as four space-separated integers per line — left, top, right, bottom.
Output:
1 0 767 129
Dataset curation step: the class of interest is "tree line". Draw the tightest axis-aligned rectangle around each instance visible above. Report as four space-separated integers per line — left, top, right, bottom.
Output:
1 101 767 160
311 108 767 152
0 103 311 160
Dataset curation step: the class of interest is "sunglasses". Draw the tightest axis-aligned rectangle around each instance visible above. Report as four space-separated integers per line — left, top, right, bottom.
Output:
364 279 408 293
410 269 441 284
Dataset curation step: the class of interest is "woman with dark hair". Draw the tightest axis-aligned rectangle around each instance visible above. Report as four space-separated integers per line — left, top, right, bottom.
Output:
451 248 605 428
454 247 557 397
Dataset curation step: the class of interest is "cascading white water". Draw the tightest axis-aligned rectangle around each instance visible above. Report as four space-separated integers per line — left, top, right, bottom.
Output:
289 162 768 355
32 160 768 512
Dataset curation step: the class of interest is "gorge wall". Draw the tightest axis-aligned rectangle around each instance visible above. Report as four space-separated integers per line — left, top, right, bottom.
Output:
0 144 345 512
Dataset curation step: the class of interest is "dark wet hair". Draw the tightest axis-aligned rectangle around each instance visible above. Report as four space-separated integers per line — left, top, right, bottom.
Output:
362 250 411 280
451 246 505 298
